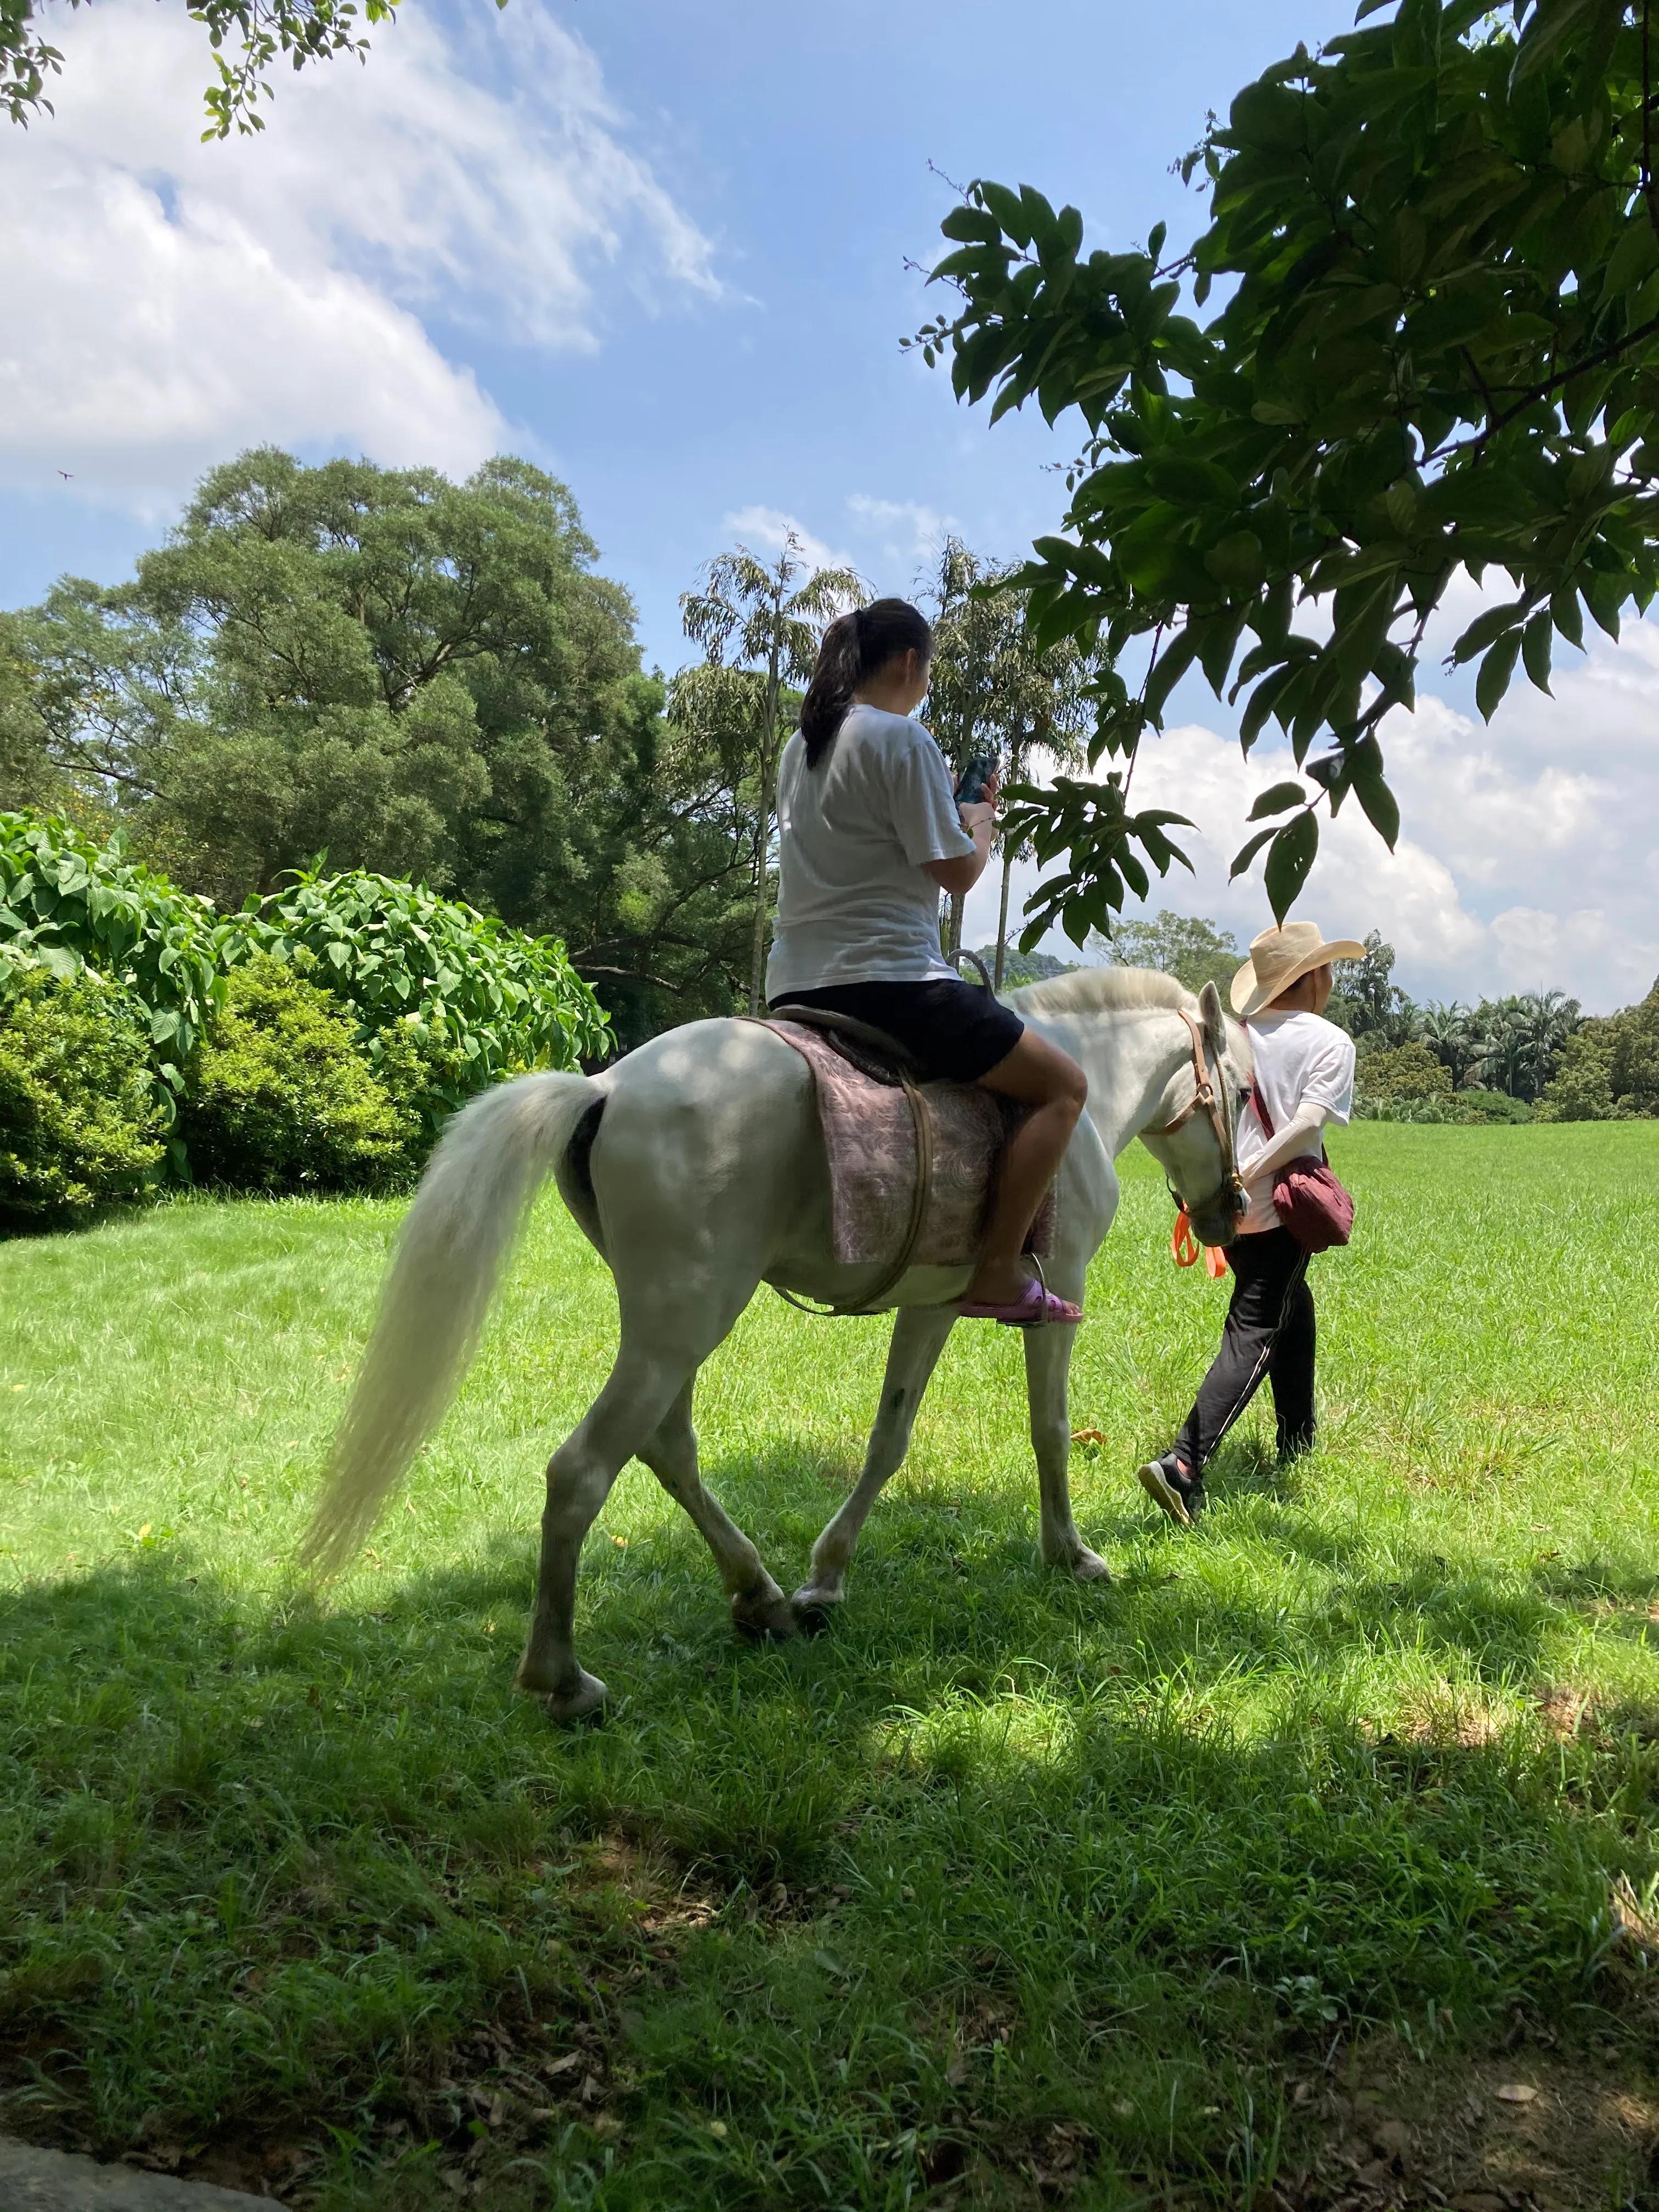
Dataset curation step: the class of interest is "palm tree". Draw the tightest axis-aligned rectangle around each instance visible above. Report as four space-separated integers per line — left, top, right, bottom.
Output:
1419 1000 1481 1090
922 539 1101 984
681 539 865 1015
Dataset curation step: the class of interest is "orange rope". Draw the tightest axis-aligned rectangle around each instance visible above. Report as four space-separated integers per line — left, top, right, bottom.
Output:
1171 1210 1228 1279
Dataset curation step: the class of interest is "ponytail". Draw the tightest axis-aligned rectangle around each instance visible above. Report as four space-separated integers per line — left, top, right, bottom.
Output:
798 597 933 768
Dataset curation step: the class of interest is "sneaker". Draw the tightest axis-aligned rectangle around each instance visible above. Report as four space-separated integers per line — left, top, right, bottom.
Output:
1136 1452 1204 1528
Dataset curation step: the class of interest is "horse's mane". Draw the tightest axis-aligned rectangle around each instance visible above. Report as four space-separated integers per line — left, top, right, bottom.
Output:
1006 966 1194 1017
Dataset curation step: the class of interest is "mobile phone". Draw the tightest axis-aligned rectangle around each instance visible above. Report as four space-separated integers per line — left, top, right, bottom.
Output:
955 752 1000 805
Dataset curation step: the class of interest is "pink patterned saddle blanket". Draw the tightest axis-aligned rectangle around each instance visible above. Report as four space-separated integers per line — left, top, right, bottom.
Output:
763 1018 1054 1271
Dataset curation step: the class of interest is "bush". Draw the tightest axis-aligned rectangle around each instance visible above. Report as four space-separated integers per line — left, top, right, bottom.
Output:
0 811 230 1080
244 866 610 1132
1457 1088 1534 1125
0 966 164 1226
1537 985 1658 1120
179 956 413 1194
1355 1041 1453 1111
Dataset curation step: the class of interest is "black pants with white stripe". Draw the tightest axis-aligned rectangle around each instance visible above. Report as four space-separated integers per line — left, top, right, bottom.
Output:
1172 1227 1316 1475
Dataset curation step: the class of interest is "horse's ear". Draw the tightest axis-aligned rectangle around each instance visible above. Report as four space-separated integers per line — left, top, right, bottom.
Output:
1198 980 1227 1059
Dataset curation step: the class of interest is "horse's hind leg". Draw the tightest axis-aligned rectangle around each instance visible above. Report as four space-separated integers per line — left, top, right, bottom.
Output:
793 1306 957 1618
516 1346 690 1721
636 1381 796 1640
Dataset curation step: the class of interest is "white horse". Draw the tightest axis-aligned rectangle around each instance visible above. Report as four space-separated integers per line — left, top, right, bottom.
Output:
303 969 1249 1719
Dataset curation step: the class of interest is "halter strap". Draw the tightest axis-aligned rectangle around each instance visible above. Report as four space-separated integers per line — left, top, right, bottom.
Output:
1155 1007 1243 1215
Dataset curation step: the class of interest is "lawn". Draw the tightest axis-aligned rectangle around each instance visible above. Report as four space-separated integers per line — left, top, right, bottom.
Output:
2 1122 1658 2210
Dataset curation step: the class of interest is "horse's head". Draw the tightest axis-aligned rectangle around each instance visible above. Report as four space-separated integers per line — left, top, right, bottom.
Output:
1141 981 1252 1249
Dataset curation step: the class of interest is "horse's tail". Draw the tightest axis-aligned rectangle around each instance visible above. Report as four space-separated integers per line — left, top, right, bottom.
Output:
300 1070 603 1576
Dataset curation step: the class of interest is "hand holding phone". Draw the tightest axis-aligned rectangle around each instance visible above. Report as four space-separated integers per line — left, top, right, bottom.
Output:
955 752 1001 806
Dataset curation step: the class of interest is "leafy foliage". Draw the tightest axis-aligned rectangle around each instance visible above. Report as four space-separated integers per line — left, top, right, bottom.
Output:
912 0 1659 927
1536 974 1659 1115
243 865 609 1128
3 0 405 137
921 538 1099 968
0 967 163 1224
1093 909 1244 994
680 535 863 1014
1356 1039 1455 1106
0 810 232 1113
179 955 413 1193
6 450 748 1042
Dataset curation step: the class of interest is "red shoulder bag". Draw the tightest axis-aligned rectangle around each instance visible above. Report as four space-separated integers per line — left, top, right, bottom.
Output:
1250 1086 1355 1254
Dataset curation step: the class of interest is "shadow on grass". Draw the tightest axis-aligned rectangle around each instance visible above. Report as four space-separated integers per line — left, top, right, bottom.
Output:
3 1510 1657 2209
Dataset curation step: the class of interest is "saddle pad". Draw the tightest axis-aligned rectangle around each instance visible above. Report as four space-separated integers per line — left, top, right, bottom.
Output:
763 1019 1055 1270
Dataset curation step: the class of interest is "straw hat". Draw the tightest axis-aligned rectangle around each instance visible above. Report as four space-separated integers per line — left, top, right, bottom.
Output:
1230 920 1367 1019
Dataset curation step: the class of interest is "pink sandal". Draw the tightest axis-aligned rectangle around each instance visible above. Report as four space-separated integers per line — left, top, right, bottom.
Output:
955 1278 1082 1328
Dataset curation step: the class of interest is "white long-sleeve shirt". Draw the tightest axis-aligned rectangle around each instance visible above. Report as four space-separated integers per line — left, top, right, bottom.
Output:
1237 1011 1356 1235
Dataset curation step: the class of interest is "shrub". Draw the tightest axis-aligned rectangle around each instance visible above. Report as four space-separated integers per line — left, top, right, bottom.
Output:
1355 1041 1453 1111
179 955 413 1194
1457 1088 1534 1125
241 865 611 1131
0 966 164 1226
0 811 230 1086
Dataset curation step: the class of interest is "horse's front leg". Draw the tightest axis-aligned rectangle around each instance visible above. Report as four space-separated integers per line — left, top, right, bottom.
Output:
793 1305 957 1619
1024 1302 1111 1582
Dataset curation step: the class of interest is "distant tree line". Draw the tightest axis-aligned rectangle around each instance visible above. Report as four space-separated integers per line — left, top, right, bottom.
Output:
1087 913 1657 1125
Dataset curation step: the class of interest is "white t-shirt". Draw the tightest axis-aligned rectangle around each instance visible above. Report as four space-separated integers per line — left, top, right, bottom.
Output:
1237 1009 1356 1234
765 704 975 999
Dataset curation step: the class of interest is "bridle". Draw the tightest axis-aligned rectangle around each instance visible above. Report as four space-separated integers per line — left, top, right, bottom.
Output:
1154 1007 1244 1225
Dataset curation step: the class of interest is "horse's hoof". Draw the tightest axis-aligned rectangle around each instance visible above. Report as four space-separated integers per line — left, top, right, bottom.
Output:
534 1668 611 1724
790 1583 843 1632
1047 1547 1113 1584
732 1588 798 1641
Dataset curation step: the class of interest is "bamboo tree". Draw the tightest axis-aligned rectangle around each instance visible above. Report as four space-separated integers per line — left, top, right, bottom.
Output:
680 538 864 1016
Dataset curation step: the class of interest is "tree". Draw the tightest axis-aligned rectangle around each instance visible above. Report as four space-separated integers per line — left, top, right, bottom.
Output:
5 448 747 1047
1419 1000 1484 1088
5 0 406 137
1356 1039 1454 1107
1538 977 1659 1116
910 0 1659 940
1470 986 1581 1099
680 538 864 1016
1326 930 1418 1045
922 538 1096 981
1092 909 1243 994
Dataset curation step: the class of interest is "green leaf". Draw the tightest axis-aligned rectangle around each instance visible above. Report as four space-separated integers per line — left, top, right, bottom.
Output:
1229 825 1279 879
1263 812 1318 921
1248 780 1307 820
1476 629 1522 722
1521 607 1553 694
1352 764 1400 850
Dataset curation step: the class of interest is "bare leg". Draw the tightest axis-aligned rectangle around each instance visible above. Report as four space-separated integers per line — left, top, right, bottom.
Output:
1023 1303 1110 1581
793 1306 957 1616
964 1029 1088 1306
516 1349 687 1721
636 1381 795 1639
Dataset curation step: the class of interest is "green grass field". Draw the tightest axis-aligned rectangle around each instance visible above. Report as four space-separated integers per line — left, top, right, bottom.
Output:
3 1123 1658 2209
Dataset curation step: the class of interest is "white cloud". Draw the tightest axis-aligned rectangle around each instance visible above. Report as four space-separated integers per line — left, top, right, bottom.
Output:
0 0 718 512
968 617 1659 1014
721 505 859 577
845 493 957 565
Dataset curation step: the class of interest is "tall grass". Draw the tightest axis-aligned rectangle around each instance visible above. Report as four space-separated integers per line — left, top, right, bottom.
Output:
2 1124 1656 2208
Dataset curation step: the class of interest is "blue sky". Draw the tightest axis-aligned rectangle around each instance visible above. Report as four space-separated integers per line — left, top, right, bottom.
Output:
3 0 1654 1008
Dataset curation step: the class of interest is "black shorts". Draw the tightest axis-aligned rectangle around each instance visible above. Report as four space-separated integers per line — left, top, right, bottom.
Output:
769 978 1025 1084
